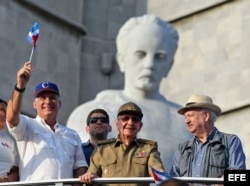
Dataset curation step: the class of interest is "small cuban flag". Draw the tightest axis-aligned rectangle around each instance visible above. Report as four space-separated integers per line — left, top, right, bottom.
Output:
151 166 172 186
27 22 39 48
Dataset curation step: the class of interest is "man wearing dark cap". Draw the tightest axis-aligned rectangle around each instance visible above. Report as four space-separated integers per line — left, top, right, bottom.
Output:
79 102 165 186
6 61 88 183
170 94 246 179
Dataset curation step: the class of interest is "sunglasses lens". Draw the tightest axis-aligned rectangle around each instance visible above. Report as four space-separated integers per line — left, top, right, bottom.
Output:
120 116 129 122
100 118 108 123
89 118 98 123
120 116 140 122
132 116 140 122
89 117 108 124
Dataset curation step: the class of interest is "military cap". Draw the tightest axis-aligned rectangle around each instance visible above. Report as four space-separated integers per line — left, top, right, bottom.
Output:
117 102 143 119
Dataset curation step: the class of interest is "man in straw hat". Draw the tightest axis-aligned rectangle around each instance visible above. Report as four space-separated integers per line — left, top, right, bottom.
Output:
170 94 246 178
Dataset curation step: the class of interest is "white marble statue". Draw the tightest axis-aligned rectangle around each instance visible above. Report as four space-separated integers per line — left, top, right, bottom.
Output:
67 14 191 170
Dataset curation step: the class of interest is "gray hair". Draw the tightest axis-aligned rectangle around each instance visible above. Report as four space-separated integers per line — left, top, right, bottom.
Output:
201 109 217 123
116 14 179 65
208 110 217 123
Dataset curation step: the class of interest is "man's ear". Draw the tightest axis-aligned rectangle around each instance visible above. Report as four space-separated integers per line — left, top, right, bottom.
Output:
108 125 112 132
116 53 126 72
205 111 210 122
86 125 90 133
138 122 143 132
33 99 37 109
59 100 62 109
114 119 119 130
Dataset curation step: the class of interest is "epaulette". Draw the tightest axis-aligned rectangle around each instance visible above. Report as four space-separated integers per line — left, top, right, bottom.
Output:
97 138 116 146
137 138 157 145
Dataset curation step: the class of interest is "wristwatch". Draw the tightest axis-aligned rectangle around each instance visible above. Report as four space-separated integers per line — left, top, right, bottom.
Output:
14 83 26 93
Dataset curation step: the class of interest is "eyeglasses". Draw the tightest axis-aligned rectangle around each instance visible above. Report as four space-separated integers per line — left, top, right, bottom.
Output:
118 115 141 123
88 117 109 124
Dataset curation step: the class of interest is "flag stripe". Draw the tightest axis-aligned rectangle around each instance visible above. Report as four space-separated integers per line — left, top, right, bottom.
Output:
27 22 39 48
151 166 172 186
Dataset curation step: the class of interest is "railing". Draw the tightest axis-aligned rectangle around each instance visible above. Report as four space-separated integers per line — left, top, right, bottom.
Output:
0 177 224 186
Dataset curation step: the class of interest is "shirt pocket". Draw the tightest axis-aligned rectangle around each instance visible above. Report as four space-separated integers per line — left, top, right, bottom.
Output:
33 129 53 149
209 143 228 168
63 135 78 159
132 157 148 175
99 157 117 177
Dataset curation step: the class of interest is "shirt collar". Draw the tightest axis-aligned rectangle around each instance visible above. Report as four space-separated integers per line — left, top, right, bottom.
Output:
208 127 217 140
82 140 92 146
114 135 138 147
35 115 60 131
194 127 217 144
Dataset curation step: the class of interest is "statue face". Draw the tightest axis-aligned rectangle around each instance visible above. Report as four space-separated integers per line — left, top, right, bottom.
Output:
122 23 172 92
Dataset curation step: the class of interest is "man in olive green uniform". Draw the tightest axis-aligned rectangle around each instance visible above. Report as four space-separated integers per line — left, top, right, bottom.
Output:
79 102 165 186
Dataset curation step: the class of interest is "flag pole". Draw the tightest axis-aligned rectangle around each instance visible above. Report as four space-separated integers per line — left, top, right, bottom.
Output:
29 46 34 62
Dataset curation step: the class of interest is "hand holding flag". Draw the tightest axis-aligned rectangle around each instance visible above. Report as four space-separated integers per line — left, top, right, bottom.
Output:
27 22 39 61
151 166 172 186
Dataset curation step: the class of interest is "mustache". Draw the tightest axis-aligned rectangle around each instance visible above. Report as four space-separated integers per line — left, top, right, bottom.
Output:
138 71 157 81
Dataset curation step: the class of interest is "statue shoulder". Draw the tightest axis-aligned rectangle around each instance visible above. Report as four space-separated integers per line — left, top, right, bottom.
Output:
68 90 120 114
97 138 117 146
96 90 123 101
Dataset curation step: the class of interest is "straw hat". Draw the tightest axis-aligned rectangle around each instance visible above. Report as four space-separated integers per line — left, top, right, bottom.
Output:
177 94 221 116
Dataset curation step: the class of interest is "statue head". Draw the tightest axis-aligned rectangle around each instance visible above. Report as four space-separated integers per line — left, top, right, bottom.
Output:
116 14 179 92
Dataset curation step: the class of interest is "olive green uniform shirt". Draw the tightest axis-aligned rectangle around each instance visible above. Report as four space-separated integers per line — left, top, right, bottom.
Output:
88 136 164 186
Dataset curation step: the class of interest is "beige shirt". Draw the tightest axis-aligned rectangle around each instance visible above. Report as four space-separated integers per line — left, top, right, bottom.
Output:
88 137 164 186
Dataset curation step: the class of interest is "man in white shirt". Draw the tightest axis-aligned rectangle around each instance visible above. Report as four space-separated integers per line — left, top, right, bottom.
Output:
7 61 88 182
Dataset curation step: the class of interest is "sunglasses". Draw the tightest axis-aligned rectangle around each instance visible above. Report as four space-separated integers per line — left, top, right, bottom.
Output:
88 117 109 124
118 115 141 123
